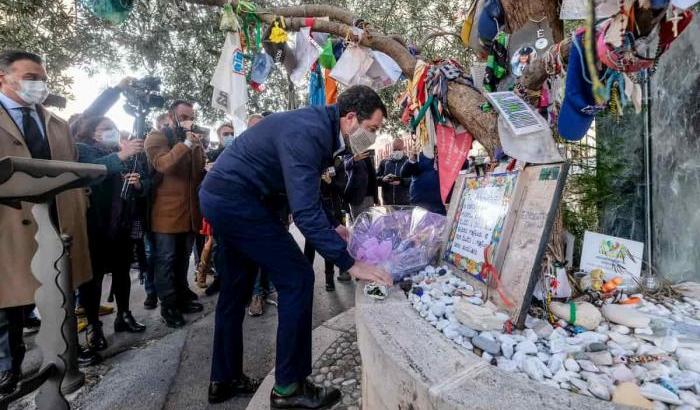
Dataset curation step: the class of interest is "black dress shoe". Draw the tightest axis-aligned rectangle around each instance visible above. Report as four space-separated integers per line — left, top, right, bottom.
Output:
114 311 146 333
337 271 351 282
143 294 158 310
86 322 108 351
179 301 204 314
208 374 262 404
161 307 186 328
0 370 20 395
77 345 101 367
205 277 221 296
270 380 341 409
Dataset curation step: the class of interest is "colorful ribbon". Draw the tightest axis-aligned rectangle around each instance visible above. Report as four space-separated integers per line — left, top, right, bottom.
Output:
479 245 514 308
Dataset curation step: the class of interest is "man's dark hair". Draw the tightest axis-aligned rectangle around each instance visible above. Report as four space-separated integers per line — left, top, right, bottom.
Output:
169 99 193 112
337 85 387 121
0 50 43 72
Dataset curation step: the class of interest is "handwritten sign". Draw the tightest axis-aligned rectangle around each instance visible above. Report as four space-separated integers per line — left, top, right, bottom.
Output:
444 172 518 279
442 163 568 327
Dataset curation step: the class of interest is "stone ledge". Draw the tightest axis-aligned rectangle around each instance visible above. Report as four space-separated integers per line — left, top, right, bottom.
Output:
356 288 630 410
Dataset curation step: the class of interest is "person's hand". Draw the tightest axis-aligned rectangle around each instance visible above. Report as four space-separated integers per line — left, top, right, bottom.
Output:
117 76 135 90
118 139 144 160
382 174 394 183
124 173 142 190
321 172 332 184
390 180 401 186
187 131 202 145
335 225 349 242
348 260 393 285
205 162 214 171
353 151 370 162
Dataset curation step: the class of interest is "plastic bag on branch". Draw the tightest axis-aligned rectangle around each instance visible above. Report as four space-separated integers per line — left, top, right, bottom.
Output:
348 206 447 282
81 0 133 24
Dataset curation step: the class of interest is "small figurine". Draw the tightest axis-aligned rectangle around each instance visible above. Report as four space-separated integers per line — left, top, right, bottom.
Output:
590 268 605 292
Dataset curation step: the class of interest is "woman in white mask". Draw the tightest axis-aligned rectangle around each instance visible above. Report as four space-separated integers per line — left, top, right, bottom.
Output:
74 116 148 356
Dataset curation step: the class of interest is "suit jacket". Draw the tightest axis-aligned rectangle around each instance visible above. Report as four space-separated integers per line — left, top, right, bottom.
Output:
0 102 92 308
145 129 205 234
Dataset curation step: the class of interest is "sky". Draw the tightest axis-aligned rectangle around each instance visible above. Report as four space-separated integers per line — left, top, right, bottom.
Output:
57 66 139 134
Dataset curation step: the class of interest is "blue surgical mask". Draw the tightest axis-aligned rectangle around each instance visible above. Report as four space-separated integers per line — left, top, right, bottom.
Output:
223 136 234 147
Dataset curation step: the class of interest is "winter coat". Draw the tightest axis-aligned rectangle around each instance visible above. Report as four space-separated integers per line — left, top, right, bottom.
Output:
144 128 205 234
77 141 151 272
376 155 410 205
0 103 92 308
400 153 446 215
202 105 354 272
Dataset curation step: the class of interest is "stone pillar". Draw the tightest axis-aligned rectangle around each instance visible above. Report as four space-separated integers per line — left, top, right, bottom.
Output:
650 19 700 283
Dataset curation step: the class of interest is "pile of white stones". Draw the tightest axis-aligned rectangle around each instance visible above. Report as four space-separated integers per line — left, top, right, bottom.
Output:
407 265 700 409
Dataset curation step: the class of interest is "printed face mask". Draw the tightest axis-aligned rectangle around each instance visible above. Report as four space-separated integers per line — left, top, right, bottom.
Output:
348 121 377 155
17 80 49 105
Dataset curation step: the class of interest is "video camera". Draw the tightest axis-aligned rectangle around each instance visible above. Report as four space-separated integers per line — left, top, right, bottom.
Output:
120 76 166 200
123 76 166 119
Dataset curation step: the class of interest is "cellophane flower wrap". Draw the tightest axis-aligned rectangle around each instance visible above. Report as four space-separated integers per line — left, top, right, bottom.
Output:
348 206 446 282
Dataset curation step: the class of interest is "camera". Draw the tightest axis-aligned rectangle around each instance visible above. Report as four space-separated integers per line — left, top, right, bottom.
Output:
173 124 211 142
123 76 166 117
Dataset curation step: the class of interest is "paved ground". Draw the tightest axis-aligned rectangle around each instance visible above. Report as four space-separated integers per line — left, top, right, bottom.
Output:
247 310 361 410
10 226 358 410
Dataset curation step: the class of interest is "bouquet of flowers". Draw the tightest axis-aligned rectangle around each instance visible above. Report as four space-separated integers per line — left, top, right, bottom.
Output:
348 206 446 282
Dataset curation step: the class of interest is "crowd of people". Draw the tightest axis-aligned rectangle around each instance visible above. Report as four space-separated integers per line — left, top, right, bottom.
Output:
0 48 487 408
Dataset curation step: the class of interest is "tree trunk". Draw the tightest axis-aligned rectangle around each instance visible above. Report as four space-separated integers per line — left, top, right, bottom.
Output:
188 0 564 154
500 0 563 43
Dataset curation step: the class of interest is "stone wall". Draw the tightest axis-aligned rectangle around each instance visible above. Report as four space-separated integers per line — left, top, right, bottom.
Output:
651 19 700 283
596 108 647 243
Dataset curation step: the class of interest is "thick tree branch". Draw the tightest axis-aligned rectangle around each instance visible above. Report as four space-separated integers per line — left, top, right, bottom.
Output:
185 0 568 154
417 30 462 51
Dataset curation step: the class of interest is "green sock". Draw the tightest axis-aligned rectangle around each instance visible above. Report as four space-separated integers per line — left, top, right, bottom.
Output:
273 382 298 397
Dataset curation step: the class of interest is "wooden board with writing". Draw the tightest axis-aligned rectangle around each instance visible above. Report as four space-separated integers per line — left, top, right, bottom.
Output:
441 163 568 327
443 172 519 280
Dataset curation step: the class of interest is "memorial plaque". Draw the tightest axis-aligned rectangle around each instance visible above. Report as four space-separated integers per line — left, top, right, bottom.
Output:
442 163 568 326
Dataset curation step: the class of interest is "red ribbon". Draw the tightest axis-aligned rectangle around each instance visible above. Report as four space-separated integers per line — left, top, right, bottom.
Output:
480 245 514 308
304 17 315 28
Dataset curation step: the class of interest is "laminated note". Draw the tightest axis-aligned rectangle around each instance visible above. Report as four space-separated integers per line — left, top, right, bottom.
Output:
486 91 547 136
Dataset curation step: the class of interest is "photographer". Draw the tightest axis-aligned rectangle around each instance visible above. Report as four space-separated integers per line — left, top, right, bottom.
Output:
145 100 206 328
68 77 135 138
376 138 410 206
342 149 379 220
75 116 148 353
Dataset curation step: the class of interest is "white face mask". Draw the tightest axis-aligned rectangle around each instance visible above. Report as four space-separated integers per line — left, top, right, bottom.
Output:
16 80 49 105
348 123 377 155
390 150 405 160
100 128 120 146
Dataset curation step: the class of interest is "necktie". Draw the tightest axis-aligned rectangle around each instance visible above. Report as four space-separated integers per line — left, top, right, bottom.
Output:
19 107 50 159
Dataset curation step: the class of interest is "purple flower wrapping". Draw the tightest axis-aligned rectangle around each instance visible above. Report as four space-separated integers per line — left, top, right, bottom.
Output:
348 206 447 281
